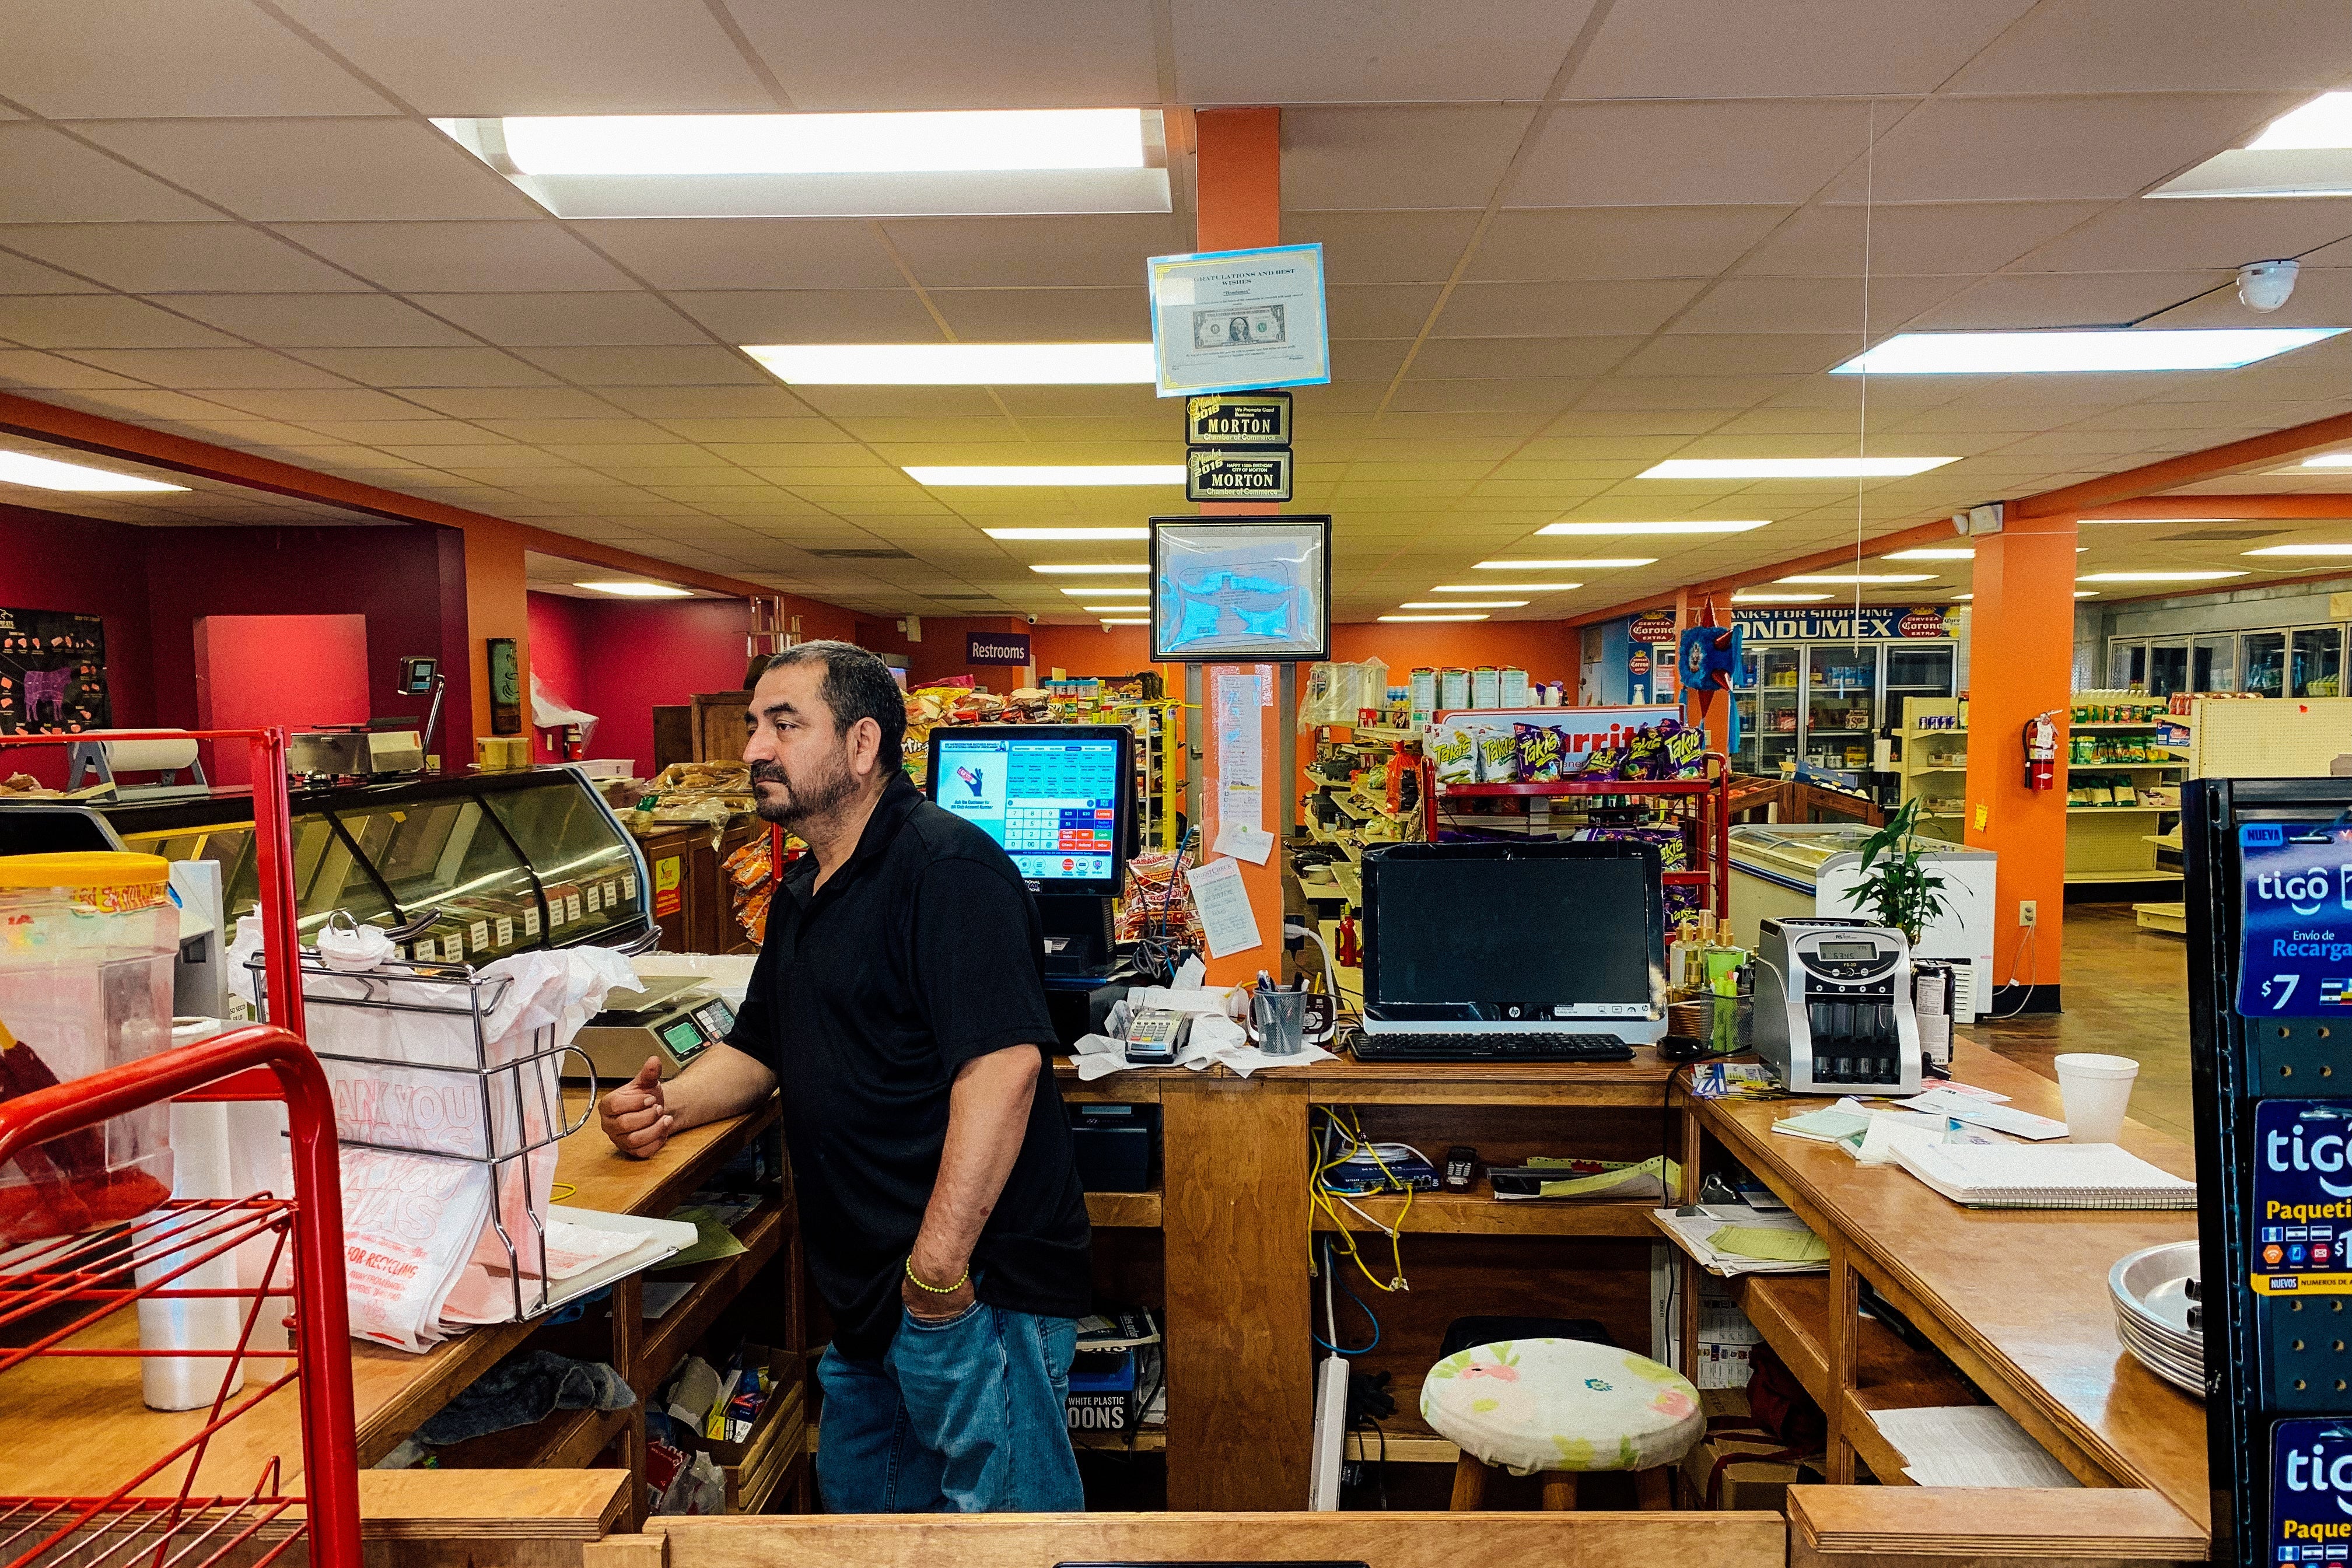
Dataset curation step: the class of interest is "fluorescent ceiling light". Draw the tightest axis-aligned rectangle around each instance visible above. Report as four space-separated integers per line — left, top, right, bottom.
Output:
1080 604 1142 612
2077 571 2248 583
576 580 692 598
0 452 186 493
1060 586 1145 597
1538 520 1770 536
1473 558 1654 569
985 527 1150 540
914 466 1181 487
1779 573 1935 584
1732 593 1831 603
1100 618 1149 626
434 112 1171 219
744 343 1154 385
1834 329 2342 375
1640 458 1955 480
1380 614 1488 623
2245 544 2352 556
1030 563 1147 575
1402 600 1527 609
2302 454 2352 468
1432 583 1579 593
2251 92 2352 150
495 111 1148 175
1952 593 1973 601
1883 548 1975 561
2076 592 2099 598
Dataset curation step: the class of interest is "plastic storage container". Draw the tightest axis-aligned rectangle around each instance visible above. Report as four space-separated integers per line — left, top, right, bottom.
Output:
0 852 178 1242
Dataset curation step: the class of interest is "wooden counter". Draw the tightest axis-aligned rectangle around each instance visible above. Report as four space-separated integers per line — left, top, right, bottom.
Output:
1679 1040 2207 1543
0 1094 782 1502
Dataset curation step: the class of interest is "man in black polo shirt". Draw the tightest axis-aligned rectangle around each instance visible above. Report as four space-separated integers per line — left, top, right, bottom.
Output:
597 641 1090 1513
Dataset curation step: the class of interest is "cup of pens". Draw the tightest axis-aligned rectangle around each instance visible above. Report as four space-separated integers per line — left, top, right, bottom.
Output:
1247 978 1313 1056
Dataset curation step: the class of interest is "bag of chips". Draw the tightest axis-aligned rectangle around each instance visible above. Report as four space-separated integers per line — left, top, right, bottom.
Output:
1513 723 1564 782
1577 743 1628 779
1433 727 1479 785
1658 718 1708 779
1480 726 1522 783
1623 724 1666 779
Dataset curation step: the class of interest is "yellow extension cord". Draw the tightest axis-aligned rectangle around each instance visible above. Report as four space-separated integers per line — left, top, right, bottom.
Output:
1309 1105 1411 1293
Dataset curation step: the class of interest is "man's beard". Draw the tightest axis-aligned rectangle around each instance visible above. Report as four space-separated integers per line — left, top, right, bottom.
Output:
751 749 858 829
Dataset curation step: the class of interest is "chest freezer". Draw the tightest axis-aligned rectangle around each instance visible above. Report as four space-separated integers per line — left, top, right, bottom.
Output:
1728 823 1995 1021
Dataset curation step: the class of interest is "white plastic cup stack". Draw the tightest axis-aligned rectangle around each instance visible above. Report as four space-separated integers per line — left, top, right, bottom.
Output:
2054 1053 2140 1144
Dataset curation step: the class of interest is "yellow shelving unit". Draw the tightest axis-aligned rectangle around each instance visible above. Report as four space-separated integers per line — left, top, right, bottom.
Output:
1894 696 1967 842
2062 691 2180 889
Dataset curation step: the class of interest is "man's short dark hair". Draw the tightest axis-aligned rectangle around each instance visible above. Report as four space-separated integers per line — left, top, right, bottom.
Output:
759 641 905 776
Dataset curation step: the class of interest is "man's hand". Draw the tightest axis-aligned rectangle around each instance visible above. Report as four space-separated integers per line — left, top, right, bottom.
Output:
901 1252 977 1321
600 1057 673 1160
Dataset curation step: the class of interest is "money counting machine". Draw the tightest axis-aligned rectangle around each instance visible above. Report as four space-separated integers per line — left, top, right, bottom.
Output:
1754 916 1923 1096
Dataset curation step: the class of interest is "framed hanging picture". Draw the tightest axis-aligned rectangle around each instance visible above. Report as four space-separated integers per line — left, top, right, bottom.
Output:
487 636 522 736
1149 516 1331 663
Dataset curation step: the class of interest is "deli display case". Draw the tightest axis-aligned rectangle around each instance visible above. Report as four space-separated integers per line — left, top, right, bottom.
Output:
1727 821 1996 1020
0 766 652 964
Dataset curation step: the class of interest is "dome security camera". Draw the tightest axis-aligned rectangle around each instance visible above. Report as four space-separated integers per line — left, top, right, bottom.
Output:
2238 258 2300 313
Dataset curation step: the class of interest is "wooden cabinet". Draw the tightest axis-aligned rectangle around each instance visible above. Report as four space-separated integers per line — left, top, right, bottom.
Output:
641 821 766 956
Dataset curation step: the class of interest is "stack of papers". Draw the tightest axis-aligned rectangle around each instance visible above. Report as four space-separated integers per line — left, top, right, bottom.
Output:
1653 1202 1830 1276
1489 1155 1678 1202
1895 1086 2068 1141
1770 1098 1950 1163
1889 1142 2195 1210
1867 1405 2082 1488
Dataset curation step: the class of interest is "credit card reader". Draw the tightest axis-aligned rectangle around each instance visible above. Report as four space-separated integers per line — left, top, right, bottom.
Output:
1124 1007 1190 1066
569 975 737 1083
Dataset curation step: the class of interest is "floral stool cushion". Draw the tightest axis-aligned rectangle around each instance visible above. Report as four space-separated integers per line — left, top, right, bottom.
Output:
1420 1339 1704 1478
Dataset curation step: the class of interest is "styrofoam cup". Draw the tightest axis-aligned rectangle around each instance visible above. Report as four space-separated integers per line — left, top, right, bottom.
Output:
2054 1052 2139 1144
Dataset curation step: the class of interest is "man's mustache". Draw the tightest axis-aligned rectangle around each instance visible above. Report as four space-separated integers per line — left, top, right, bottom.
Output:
751 762 789 786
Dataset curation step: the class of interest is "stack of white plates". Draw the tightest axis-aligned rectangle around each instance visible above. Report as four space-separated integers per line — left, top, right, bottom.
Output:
2108 1241 2205 1399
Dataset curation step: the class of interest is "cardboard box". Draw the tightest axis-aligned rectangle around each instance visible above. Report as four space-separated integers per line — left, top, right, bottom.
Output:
1681 1388 1820 1512
687 1347 804 1514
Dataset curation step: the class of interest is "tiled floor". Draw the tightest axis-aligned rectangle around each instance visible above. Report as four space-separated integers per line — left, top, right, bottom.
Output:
1966 903 2193 1143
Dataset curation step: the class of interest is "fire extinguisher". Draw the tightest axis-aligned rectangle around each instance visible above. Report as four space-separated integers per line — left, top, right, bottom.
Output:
2024 712 2059 792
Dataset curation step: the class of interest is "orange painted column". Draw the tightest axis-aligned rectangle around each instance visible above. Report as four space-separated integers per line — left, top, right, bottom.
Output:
1962 513 2078 1008
1192 107 1287 991
1675 586 1732 760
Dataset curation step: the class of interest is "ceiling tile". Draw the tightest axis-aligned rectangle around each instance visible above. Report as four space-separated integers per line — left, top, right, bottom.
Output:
2017 200 2352 274
391 386 631 418
421 291 707 346
1470 206 1794 283
880 215 1180 289
161 293 477 348
573 218 903 292
0 223 373 293
3 297 242 349
0 124 220 222
289 0 776 113
1408 338 1635 378
1740 202 2112 277
1434 279 1709 337
1283 107 1534 211
65 348 356 387
1826 94 2304 204
0 350 159 390
1945 0 2352 92
197 387 437 421
0 253 105 294
272 220 637 292
1905 269 2232 327
285 347 554 386
597 386 817 419
0 0 393 117
666 289 952 348
1615 334 1860 377
1176 1 1598 103
733 0 1158 110
75 118 540 222
1600 4 2046 94
1279 211 1480 286
1512 100 1878 207
1672 275 1970 334
514 346 771 385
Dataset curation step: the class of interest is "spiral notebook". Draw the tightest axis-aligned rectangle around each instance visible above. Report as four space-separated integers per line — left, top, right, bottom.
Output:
1889 1141 2195 1210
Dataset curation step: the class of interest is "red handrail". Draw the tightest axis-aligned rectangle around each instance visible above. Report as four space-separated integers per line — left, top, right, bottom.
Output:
0 1025 356 1568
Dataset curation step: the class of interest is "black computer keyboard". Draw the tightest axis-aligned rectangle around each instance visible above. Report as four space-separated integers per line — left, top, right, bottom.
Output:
1349 1031 1635 1063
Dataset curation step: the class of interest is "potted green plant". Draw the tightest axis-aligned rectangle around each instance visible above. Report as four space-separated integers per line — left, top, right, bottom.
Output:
1839 797 1954 948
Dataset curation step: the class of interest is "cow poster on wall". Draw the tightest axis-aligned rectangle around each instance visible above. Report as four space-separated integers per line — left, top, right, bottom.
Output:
0 608 109 734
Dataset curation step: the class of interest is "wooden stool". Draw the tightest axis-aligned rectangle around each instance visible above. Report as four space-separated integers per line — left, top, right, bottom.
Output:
1420 1338 1703 1513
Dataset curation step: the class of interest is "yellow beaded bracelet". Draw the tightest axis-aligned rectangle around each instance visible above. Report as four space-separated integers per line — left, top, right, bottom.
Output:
905 1257 970 1294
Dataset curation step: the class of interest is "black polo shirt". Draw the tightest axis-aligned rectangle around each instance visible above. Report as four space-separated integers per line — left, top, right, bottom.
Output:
724 771 1091 1360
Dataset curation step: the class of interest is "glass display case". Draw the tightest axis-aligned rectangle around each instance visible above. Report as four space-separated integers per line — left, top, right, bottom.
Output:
1736 641 1953 783
1807 649 1878 773
0 766 650 964
1883 645 1954 734
2294 626 2343 696
2244 631 2287 696
1737 647 1803 776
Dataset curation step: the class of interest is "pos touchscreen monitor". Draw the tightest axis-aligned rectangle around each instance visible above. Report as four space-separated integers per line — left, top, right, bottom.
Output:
925 724 1134 897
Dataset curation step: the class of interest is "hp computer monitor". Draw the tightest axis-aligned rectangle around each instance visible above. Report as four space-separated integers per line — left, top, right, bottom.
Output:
1360 841 1666 1026
925 724 1133 897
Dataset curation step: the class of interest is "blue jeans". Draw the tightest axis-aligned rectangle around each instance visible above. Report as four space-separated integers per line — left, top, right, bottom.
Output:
815 1303 1083 1513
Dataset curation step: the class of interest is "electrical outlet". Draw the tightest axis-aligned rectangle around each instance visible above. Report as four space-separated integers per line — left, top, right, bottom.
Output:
2018 900 2038 928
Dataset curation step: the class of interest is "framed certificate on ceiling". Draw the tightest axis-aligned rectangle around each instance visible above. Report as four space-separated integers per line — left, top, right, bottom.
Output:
1146 243 1331 398
1149 517 1331 663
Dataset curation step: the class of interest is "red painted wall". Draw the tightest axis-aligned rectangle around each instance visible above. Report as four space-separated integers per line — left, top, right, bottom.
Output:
525 592 754 775
855 615 1042 690
0 504 156 785
192 614 370 784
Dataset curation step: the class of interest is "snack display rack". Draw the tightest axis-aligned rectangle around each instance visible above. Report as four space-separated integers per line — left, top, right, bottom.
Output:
0 727 359 1568
1421 754 1732 920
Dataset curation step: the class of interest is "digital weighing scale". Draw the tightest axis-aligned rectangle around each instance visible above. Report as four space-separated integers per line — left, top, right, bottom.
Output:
569 975 737 1083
